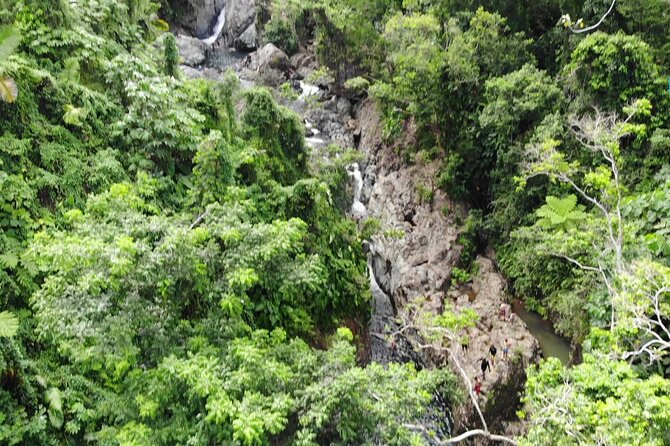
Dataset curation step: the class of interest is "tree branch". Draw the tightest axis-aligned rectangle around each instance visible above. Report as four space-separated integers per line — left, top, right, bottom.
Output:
568 0 616 33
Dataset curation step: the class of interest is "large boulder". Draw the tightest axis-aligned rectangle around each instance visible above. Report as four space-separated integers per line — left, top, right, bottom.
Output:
170 0 226 38
224 0 256 48
256 43 290 72
175 35 208 66
235 22 257 51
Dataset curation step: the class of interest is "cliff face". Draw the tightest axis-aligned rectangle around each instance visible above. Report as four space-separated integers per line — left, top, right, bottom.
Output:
167 0 226 37
167 0 257 50
355 99 541 439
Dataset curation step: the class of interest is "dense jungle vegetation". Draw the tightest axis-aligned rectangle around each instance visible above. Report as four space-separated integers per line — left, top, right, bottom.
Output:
1 0 670 444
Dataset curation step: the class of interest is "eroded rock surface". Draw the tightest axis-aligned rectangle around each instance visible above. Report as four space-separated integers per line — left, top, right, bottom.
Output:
355 99 541 438
224 0 257 50
175 35 208 66
170 0 225 37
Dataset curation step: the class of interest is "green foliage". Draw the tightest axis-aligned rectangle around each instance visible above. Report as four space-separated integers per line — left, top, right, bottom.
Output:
566 32 667 115
521 355 670 446
451 267 471 286
0 311 19 337
242 88 307 185
623 169 670 258
371 12 444 143
0 25 20 103
535 195 587 231
456 209 483 269
263 16 299 55
162 32 179 78
108 54 206 175
343 76 369 94
190 130 234 206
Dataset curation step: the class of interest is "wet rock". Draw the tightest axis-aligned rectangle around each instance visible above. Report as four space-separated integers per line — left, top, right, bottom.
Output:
179 65 225 81
235 22 257 51
224 0 256 47
171 0 225 37
290 51 318 75
175 35 208 67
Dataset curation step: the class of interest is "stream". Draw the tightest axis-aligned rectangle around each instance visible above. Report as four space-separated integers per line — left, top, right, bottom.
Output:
512 299 571 365
191 8 567 439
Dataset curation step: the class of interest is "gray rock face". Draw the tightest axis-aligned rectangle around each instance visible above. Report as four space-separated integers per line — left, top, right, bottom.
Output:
235 22 257 51
224 0 256 48
175 35 208 66
355 99 541 437
290 51 318 79
172 0 226 37
256 43 290 72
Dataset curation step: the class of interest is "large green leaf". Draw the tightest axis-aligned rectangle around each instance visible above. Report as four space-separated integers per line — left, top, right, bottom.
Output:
0 311 19 337
0 76 18 103
0 26 21 61
45 387 64 428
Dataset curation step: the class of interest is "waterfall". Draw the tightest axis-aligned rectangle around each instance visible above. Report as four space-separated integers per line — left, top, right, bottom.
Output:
348 163 366 216
201 8 227 46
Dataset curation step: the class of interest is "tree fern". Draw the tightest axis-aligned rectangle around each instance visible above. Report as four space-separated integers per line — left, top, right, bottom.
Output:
536 194 587 231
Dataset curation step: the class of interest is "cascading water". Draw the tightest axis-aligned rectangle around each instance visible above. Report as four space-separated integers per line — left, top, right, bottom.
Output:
200 8 227 46
347 163 367 216
299 81 320 100
304 119 327 149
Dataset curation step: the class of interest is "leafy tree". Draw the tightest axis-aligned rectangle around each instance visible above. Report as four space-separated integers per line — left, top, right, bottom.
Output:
521 355 670 446
242 88 307 185
565 31 667 116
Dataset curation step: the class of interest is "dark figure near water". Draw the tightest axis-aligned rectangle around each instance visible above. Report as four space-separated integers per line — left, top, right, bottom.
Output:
489 344 497 366
480 357 491 379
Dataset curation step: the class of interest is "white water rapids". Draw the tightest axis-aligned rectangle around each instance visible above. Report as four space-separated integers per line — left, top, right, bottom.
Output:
299 81 320 100
200 8 227 46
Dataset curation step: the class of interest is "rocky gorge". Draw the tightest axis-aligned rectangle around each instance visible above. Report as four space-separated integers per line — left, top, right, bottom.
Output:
172 4 547 441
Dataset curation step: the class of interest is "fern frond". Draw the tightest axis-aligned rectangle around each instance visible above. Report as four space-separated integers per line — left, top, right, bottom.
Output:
0 76 18 103
0 311 19 337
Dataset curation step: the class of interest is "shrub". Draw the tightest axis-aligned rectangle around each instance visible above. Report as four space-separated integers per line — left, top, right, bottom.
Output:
263 16 298 56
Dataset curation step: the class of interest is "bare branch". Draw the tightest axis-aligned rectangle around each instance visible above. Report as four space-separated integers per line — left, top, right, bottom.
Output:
189 209 210 230
565 0 616 34
389 303 518 446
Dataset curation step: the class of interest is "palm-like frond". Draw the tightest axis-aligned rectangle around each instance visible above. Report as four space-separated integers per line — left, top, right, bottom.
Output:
0 76 18 102
536 194 587 231
0 310 19 337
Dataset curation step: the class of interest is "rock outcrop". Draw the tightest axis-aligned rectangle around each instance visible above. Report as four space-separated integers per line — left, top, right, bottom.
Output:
224 0 257 50
175 35 208 66
235 22 257 50
355 99 541 439
170 0 225 38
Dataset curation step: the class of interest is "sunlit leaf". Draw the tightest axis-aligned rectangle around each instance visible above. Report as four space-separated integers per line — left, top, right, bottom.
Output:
0 311 19 337
0 76 18 103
